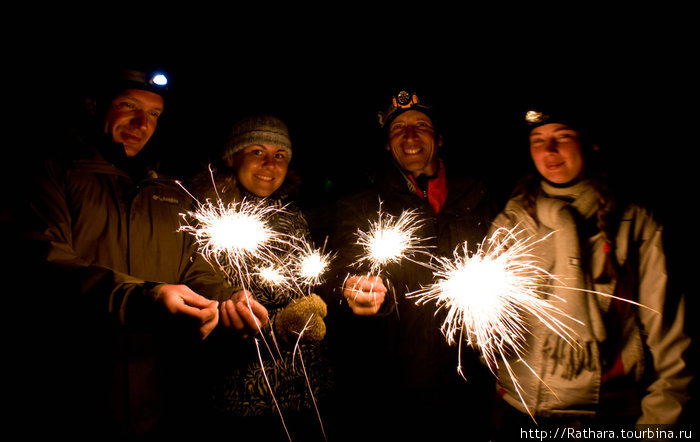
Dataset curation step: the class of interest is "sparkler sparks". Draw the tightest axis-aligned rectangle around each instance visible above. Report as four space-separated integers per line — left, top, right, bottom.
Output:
251 238 332 296
177 177 330 440
353 205 429 275
294 242 332 289
410 227 574 371
179 197 285 287
410 226 658 419
255 263 290 288
408 227 576 416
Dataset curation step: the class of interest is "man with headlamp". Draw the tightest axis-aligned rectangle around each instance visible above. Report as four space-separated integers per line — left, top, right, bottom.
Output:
326 89 498 440
20 66 267 438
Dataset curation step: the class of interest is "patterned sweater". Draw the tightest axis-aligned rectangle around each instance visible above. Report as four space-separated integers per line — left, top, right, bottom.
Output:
190 169 332 417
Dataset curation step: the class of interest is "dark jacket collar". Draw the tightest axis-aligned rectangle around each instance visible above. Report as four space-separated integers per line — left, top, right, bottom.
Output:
64 127 160 180
368 152 480 207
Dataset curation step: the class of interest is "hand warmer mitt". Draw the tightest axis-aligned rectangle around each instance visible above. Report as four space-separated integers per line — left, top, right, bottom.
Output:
274 293 328 344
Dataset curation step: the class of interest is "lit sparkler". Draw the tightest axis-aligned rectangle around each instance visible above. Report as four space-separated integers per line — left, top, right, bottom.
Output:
296 246 332 288
408 227 575 416
410 227 574 368
255 263 290 288
292 237 333 291
178 176 329 440
353 205 429 276
179 197 284 287
409 226 657 418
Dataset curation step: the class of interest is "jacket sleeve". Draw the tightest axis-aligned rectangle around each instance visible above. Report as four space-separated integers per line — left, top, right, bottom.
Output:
25 160 173 328
488 200 534 238
634 208 692 424
488 209 517 236
178 241 235 303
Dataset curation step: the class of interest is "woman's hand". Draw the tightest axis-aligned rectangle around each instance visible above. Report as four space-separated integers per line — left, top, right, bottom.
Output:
220 289 269 339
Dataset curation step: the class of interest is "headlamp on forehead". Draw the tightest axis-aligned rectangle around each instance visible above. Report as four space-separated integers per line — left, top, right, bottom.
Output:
524 104 589 135
378 90 432 128
118 68 169 95
150 73 168 87
395 90 419 109
525 109 549 125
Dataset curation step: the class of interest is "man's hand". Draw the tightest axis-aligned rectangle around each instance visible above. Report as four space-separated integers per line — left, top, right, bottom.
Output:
343 275 387 316
220 290 269 339
155 284 220 339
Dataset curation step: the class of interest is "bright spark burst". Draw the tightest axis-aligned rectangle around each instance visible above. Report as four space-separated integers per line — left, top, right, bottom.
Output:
409 227 576 416
294 242 332 289
411 228 575 366
178 176 328 440
255 263 290 288
354 206 428 275
179 197 283 286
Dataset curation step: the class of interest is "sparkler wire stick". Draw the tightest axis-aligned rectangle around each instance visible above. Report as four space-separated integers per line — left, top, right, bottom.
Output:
254 337 292 442
177 179 286 361
178 192 295 365
292 313 328 441
177 176 332 437
348 203 434 314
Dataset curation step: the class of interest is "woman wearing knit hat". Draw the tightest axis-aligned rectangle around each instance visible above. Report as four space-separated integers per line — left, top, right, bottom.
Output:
189 115 331 440
488 103 691 439
220 114 294 199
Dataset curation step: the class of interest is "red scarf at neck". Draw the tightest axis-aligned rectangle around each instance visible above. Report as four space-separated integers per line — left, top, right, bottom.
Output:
407 158 448 213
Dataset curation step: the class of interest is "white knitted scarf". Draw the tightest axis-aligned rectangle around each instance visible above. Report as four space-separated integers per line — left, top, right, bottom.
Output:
536 180 606 379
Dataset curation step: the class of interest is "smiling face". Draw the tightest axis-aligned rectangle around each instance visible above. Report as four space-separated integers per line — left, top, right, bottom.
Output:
386 110 442 177
529 123 585 184
103 89 164 156
229 144 290 197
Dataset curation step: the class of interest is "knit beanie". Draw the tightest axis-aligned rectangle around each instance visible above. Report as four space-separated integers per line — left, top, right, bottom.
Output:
222 115 292 161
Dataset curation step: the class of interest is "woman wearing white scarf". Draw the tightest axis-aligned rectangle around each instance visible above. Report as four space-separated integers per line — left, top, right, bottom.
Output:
489 104 691 439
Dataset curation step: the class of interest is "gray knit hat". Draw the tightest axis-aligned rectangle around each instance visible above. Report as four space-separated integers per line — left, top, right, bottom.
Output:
222 115 292 161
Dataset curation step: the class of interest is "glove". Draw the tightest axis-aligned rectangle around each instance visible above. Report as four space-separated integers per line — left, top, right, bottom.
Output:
274 293 327 344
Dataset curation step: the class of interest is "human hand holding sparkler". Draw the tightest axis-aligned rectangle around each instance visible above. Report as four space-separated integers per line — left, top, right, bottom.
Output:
342 205 427 316
343 275 387 316
155 284 220 339
220 289 269 339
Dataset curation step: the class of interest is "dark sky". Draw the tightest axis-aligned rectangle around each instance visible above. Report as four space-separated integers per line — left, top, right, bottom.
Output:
13 26 692 222
33 36 691 218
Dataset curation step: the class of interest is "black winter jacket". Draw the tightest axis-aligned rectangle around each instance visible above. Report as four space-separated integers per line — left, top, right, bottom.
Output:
324 154 498 441
21 133 231 437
